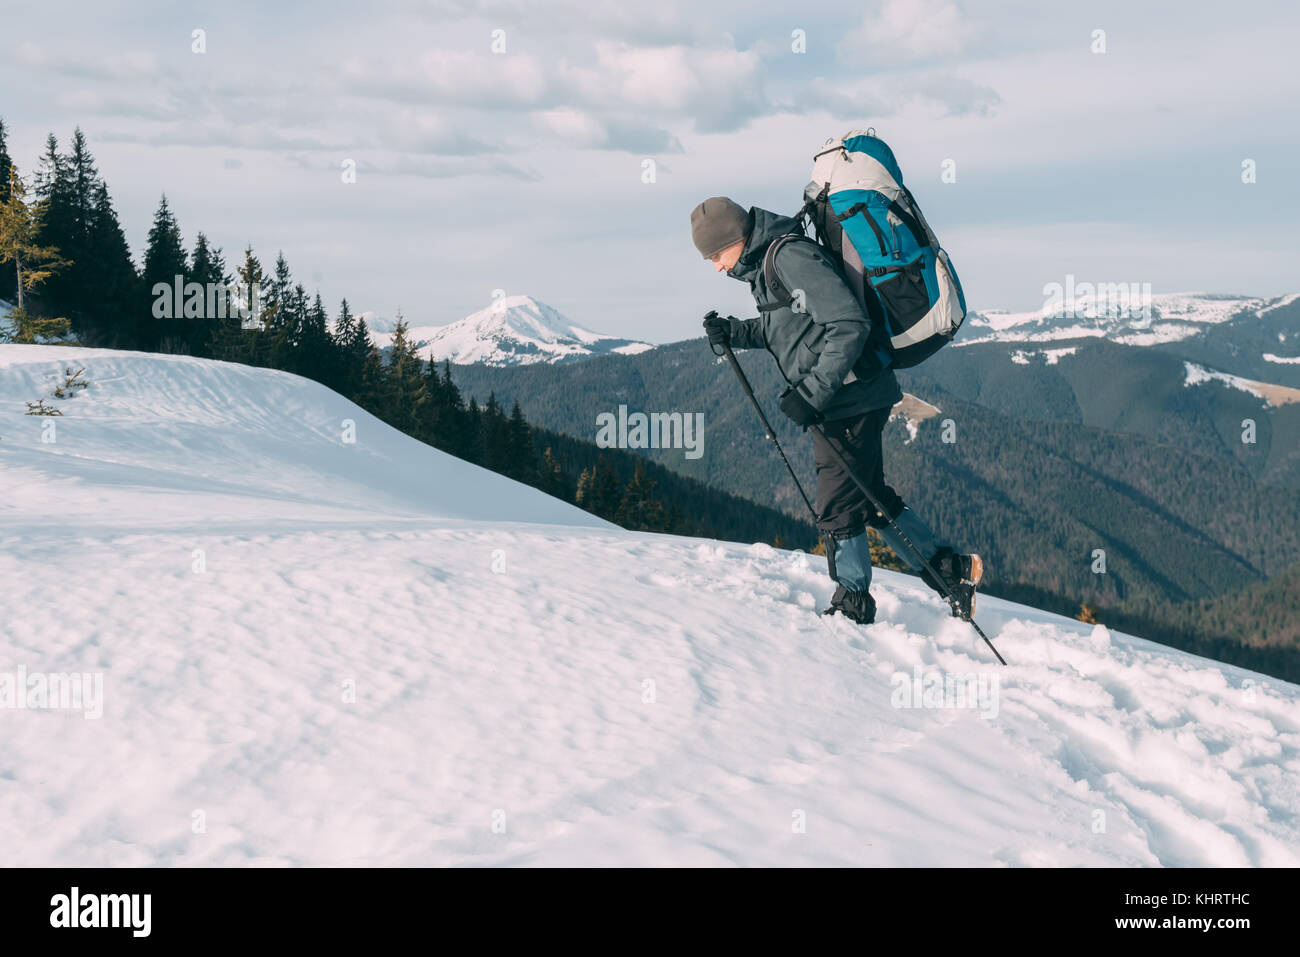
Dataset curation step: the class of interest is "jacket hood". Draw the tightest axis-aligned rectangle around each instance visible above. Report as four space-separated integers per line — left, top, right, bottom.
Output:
728 207 800 283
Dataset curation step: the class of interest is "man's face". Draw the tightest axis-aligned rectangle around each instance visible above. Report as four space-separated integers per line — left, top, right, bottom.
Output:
709 239 746 274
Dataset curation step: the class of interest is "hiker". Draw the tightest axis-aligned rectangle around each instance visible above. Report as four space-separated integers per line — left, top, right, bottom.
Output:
690 195 981 625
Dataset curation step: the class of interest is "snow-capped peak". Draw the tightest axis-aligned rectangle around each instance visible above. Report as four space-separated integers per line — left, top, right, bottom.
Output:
368 295 653 367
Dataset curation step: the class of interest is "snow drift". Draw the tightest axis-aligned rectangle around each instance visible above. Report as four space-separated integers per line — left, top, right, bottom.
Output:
1 346 1297 866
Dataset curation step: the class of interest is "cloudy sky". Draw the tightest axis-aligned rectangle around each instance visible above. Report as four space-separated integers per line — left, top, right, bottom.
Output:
2 0 1296 343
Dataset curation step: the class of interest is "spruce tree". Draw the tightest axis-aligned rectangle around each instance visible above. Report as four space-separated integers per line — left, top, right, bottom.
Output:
0 118 13 300
208 245 272 364
141 194 188 351
31 134 74 317
0 166 69 328
188 232 228 356
589 458 622 520
81 181 139 347
480 392 511 473
464 396 483 464
298 291 335 386
615 461 665 531
0 118 12 206
506 400 539 484
357 334 386 407
332 298 361 396
539 448 572 501
439 361 472 458
575 466 594 508
261 252 295 369
384 312 425 433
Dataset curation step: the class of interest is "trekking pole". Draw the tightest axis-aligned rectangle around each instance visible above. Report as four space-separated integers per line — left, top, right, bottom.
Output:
810 425 1007 666
713 334 1006 665
714 340 820 526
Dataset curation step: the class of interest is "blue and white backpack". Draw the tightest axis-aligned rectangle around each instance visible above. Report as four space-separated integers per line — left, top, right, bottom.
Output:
766 129 968 370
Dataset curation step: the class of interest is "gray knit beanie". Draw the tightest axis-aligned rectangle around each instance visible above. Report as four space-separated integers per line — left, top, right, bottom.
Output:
690 197 751 258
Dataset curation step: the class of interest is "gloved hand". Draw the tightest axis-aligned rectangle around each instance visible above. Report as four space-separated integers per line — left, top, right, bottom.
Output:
702 311 732 348
779 383 824 427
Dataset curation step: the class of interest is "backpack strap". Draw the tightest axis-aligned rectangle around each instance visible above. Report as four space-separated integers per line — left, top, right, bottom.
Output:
758 233 816 313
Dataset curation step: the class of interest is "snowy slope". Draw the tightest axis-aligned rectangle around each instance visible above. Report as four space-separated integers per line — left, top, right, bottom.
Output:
960 292 1297 348
367 295 653 366
1183 361 1300 407
2 346 1298 867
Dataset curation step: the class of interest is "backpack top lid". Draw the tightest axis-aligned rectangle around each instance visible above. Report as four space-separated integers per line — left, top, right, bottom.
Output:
809 129 907 203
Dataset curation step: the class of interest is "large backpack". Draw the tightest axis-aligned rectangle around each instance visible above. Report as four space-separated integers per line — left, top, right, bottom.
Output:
764 129 967 370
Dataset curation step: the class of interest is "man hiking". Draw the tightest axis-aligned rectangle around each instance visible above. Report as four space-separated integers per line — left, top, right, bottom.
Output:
690 195 981 625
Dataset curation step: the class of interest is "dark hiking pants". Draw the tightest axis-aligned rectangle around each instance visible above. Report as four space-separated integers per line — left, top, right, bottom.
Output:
812 407 906 539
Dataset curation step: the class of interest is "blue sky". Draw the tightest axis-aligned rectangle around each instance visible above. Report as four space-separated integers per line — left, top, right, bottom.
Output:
2 0 1296 343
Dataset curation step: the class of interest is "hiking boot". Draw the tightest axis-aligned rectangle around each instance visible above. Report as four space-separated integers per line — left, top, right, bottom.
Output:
922 548 983 619
822 585 876 625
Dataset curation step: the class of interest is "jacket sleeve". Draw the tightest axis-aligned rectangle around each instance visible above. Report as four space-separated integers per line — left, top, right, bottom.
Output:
775 242 876 412
727 316 766 350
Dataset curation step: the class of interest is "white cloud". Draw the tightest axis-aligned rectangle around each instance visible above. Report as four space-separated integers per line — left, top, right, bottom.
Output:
535 108 609 147
839 0 975 64
562 42 767 132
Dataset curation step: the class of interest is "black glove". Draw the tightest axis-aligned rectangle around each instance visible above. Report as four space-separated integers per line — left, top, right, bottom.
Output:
703 311 731 348
779 383 824 427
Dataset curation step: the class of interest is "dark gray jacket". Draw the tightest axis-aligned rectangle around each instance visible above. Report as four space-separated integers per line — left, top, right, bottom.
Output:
726 207 902 420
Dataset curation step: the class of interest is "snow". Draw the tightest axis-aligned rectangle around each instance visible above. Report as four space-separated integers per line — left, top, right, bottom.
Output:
888 393 941 446
1263 353 1300 365
365 295 653 366
1008 347 1078 366
3 345 1298 867
1180 361 1300 407
960 293 1289 348
1259 292 1300 316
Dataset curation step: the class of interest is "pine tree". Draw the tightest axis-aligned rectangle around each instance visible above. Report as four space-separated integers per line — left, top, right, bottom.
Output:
464 396 483 464
0 166 70 337
588 457 622 520
334 303 377 402
358 336 386 407
64 129 97 306
480 392 512 473
297 291 335 386
262 251 295 369
80 181 139 347
439 361 472 458
30 134 74 318
208 246 273 364
282 283 314 376
574 466 594 508
332 298 364 397
383 312 426 432
187 231 228 356
141 194 188 351
0 118 12 206
505 400 539 484
539 448 571 501
0 118 14 300
615 461 665 530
